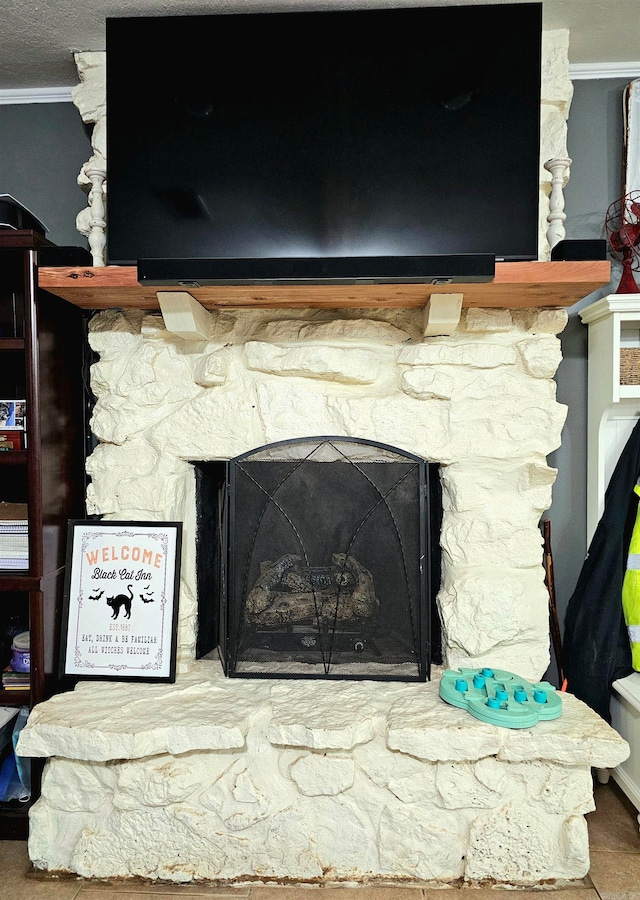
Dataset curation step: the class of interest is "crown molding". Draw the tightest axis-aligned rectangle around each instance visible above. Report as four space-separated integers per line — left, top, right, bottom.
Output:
569 62 640 80
0 86 73 105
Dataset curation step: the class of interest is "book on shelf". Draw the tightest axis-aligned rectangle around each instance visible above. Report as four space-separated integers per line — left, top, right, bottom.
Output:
2 665 29 689
0 501 27 523
0 429 24 451
0 503 28 568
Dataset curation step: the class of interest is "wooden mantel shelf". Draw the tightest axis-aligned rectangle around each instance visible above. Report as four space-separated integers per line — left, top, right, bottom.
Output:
38 260 611 311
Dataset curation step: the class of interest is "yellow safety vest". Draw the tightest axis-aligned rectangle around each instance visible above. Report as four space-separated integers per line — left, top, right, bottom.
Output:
622 483 640 670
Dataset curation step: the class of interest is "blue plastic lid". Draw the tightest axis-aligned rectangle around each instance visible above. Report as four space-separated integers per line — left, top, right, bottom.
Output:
455 678 468 692
533 689 547 704
487 697 501 709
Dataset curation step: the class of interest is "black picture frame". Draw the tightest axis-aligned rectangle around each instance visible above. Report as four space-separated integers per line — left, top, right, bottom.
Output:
60 520 182 683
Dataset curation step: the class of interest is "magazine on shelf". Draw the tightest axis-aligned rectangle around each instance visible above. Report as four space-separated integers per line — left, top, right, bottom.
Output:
0 401 25 430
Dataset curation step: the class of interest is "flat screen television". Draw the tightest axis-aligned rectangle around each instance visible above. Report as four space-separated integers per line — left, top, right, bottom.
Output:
106 3 542 285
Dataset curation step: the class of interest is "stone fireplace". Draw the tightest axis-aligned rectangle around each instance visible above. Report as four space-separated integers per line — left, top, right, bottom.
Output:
17 302 630 885
14 30 630 887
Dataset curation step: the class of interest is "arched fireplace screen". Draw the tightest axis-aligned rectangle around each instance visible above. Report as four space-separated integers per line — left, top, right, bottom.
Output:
196 437 435 681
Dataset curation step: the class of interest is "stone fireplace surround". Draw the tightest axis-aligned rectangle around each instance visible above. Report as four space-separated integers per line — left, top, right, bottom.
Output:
15 30 630 888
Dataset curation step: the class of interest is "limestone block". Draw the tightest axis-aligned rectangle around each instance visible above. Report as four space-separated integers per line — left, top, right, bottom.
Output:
464 309 514 333
40 757 113 813
524 308 569 335
449 367 556 403
386 682 629 769
398 341 517 368
90 116 107 159
141 314 170 337
497 693 630 768
245 341 383 384
252 384 449 458
85 445 191 518
259 317 411 344
518 461 559 511
465 805 588 884
437 568 549 663
254 380 331 438
247 807 323 880
85 441 157 514
387 689 504 762
365 394 450 458
541 29 573 116
539 106 570 181
401 368 454 400
147 380 265 461
440 517 545 568
89 308 144 336
28 800 94 874
193 350 228 386
440 459 556 518
352 734 429 792
378 803 466 880
67 806 201 880
200 759 280 831
71 52 106 124
435 758 506 809
17 664 259 761
289 754 355 795
447 394 566 460
295 794 381 876
90 346 201 444
444 645 551 685
386 764 438 806
112 755 204 809
509 762 595 816
267 679 388 750
517 334 564 378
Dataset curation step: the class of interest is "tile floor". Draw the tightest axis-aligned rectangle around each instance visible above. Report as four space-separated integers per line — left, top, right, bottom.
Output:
0 778 638 900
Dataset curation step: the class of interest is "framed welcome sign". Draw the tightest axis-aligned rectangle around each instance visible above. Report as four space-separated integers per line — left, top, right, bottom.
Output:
60 520 182 682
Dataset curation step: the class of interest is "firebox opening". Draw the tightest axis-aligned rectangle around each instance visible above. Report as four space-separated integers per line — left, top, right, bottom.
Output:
194 437 442 681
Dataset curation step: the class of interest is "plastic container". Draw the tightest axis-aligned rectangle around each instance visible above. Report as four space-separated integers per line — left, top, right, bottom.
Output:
10 631 29 673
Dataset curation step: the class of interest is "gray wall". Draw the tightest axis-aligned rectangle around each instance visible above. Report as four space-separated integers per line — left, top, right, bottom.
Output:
0 102 91 247
548 77 631 683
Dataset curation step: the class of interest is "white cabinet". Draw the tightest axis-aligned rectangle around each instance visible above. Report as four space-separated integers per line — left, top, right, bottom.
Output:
581 293 640 827
579 294 640 543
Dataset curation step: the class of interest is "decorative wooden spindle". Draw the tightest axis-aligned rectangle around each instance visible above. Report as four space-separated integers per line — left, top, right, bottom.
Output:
85 165 107 267
544 157 572 252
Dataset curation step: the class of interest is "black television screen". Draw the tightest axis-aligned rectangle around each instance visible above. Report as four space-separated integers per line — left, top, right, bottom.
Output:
106 3 542 278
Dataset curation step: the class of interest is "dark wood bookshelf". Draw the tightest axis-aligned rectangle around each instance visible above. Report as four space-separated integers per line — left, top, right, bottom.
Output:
0 230 87 840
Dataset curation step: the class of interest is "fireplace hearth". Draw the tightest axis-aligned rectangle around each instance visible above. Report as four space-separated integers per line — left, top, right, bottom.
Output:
195 437 439 680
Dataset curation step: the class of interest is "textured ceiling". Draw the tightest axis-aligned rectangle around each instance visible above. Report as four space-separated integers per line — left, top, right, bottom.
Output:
1 0 639 91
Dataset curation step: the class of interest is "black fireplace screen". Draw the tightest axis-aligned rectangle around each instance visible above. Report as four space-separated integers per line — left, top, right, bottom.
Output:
203 437 433 681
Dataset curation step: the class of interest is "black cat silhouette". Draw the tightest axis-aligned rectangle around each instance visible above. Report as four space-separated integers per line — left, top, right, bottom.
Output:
106 584 133 619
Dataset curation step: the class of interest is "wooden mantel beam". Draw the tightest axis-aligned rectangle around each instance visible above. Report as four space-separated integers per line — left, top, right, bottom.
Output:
38 260 611 312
